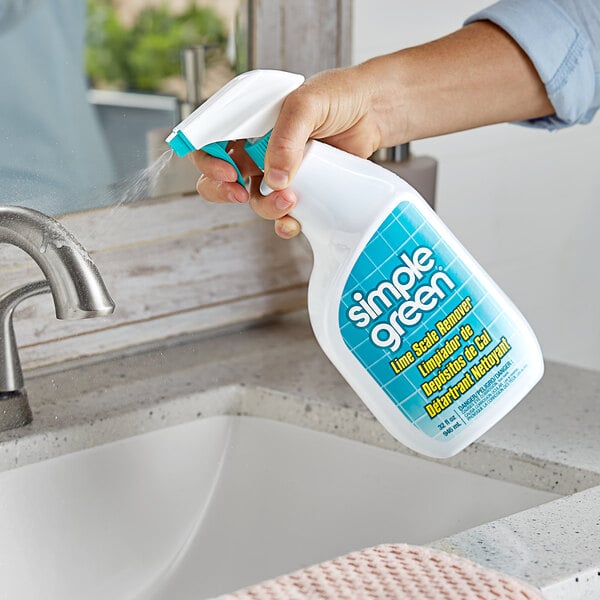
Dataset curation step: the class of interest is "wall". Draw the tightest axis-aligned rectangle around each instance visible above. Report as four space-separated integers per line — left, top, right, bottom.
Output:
353 1 600 372
9 196 311 372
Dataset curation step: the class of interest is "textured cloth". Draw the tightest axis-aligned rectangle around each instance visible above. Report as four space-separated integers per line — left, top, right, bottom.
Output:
466 0 600 130
216 543 545 600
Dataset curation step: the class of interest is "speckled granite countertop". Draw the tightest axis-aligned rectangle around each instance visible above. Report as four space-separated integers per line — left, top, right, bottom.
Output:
1 311 598 599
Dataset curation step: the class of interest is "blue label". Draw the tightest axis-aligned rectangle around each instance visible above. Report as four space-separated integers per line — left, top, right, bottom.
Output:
338 202 530 441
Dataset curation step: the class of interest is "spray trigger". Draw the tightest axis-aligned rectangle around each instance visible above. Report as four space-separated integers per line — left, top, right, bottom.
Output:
201 141 245 187
166 70 305 189
201 129 272 188
245 131 274 195
244 131 271 171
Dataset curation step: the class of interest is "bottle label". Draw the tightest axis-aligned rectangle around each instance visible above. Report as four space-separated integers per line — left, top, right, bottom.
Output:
338 201 532 441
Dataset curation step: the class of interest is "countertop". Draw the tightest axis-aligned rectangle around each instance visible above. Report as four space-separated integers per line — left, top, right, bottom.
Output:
1 311 599 599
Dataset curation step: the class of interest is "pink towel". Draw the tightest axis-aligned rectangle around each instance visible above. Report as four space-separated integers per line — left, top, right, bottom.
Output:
218 543 545 600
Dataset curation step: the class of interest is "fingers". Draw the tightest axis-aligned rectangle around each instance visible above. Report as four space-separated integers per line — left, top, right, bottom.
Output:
248 176 301 238
196 175 248 204
188 132 303 239
263 67 377 189
274 215 301 239
195 168 301 238
189 150 238 184
247 175 297 220
264 87 324 190
192 140 262 204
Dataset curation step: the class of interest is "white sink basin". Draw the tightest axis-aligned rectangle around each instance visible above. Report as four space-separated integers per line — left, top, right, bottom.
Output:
0 415 558 599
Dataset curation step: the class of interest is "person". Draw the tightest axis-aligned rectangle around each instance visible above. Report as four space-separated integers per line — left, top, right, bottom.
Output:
192 0 599 238
0 0 114 215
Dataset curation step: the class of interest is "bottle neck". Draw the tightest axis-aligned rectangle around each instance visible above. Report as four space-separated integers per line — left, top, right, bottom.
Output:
289 141 402 255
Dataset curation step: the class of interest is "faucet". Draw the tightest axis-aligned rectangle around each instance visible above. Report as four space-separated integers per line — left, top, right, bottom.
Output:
0 206 115 431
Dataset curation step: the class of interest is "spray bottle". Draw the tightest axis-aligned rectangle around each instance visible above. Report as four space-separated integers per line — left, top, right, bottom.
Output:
166 70 543 458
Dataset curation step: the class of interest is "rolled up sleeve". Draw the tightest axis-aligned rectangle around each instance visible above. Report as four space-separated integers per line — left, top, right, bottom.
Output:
466 0 600 129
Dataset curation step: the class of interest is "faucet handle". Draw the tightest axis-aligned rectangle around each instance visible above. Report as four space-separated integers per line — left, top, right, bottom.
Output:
0 281 50 393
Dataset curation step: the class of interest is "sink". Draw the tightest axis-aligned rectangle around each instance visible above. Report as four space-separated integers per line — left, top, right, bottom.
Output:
0 414 558 599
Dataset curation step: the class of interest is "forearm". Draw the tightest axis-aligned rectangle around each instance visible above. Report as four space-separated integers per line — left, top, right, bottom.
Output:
361 21 555 145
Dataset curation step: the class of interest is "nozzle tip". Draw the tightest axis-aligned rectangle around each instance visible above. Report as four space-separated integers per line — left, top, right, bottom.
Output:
166 131 195 157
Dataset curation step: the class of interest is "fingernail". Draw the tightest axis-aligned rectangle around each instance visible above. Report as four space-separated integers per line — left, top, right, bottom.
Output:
275 194 294 211
277 221 299 238
266 168 289 189
260 180 274 196
230 189 247 203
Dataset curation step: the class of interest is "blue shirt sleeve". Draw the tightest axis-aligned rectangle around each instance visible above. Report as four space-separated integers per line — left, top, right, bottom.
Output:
465 0 600 130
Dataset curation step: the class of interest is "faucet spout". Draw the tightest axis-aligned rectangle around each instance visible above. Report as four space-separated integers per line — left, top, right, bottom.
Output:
0 206 115 428
0 206 115 319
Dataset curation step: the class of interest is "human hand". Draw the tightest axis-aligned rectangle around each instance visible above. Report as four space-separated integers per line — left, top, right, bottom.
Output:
191 138 302 239
192 65 385 238
194 20 554 239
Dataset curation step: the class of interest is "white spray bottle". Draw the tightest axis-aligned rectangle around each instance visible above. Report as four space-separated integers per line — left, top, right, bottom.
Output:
166 70 543 458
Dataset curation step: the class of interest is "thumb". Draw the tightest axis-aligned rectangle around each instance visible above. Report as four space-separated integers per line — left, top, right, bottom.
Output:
264 89 321 190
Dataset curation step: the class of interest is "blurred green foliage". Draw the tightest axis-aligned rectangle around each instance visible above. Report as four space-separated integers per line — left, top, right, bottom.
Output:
86 1 226 91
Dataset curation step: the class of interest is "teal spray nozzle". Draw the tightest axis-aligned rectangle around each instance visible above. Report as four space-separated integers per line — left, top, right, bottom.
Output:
166 70 305 186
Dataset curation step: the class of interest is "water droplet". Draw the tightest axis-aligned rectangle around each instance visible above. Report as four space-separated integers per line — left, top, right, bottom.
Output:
39 232 48 254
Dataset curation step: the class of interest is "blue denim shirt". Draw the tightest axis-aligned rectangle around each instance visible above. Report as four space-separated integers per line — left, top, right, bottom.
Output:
466 0 600 129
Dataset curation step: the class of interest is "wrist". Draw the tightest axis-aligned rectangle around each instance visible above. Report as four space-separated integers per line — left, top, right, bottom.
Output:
356 54 412 147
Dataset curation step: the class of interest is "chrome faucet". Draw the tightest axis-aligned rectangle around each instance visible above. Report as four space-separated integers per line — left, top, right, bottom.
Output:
0 206 115 431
